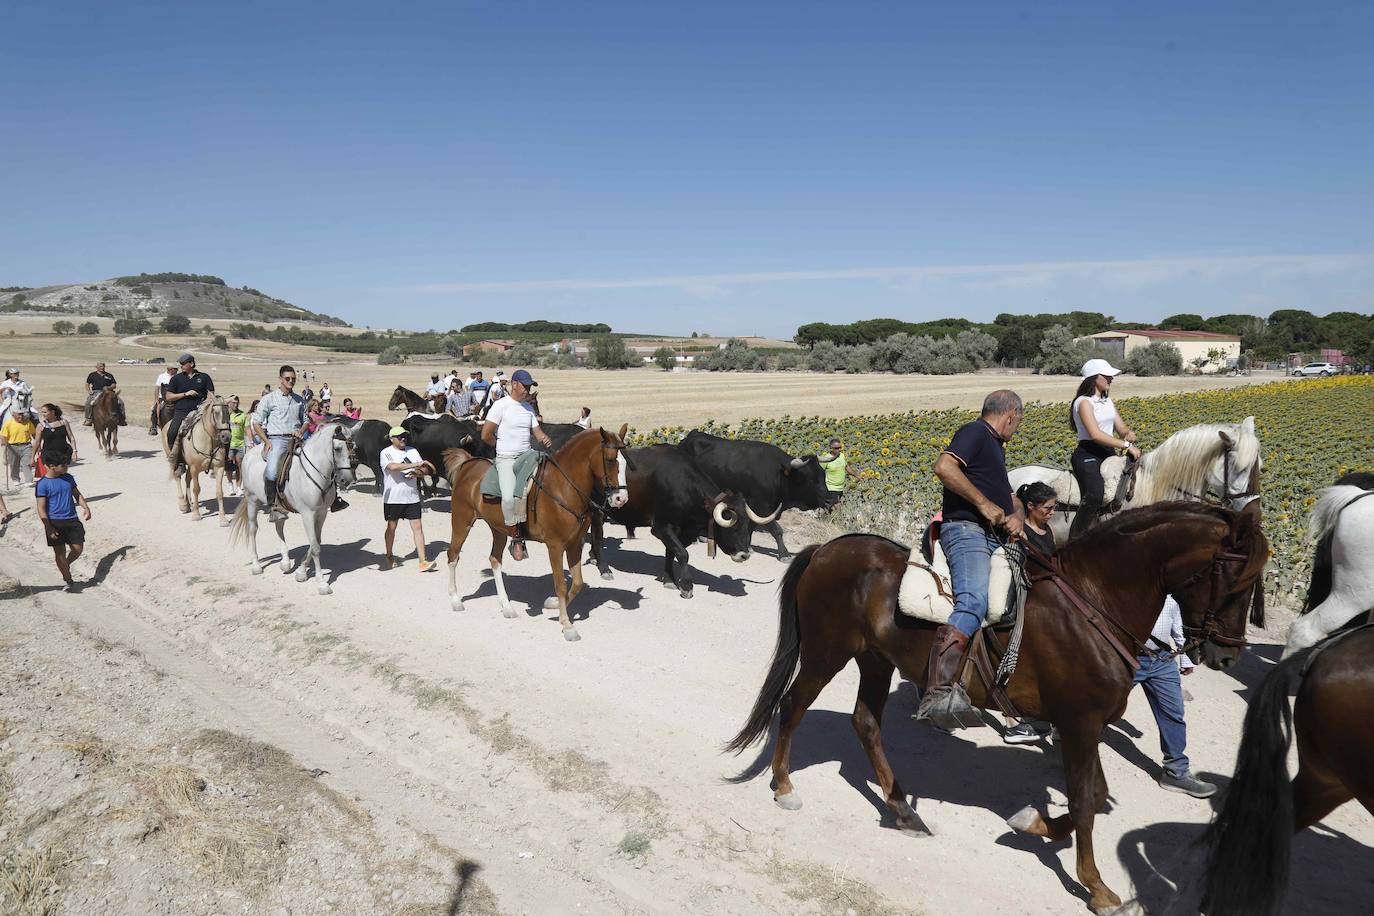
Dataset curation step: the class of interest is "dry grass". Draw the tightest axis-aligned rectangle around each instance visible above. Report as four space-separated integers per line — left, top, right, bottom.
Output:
0 845 72 916
51 736 114 769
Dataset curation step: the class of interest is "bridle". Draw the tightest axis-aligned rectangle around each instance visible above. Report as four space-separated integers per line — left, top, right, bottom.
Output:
1174 547 1255 652
186 399 232 464
295 426 358 499
1173 438 1261 507
535 436 629 525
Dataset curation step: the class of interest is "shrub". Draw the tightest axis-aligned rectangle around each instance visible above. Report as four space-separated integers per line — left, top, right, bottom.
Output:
1125 341 1183 376
510 341 543 366
77 321 100 335
377 346 405 365
439 334 464 358
114 317 152 335
590 336 635 369
160 314 192 334
697 339 767 371
652 346 676 371
807 340 846 373
211 334 229 350
52 320 76 335
1036 324 1100 375
772 349 805 370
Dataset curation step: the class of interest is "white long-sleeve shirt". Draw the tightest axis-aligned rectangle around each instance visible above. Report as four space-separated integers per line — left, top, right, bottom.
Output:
1150 595 1194 670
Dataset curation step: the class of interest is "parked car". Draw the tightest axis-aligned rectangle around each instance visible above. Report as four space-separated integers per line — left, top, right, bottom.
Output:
1292 362 1338 377
117 357 141 364
147 356 166 364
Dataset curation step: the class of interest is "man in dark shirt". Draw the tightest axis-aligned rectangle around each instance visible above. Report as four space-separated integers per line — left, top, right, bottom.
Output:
165 353 215 472
83 362 123 425
916 388 1025 729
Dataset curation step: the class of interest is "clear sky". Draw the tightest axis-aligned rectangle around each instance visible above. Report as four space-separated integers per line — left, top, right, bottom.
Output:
3 1 1372 337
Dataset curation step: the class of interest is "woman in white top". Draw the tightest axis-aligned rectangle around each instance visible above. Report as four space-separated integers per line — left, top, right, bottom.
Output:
1068 358 1141 540
481 368 554 561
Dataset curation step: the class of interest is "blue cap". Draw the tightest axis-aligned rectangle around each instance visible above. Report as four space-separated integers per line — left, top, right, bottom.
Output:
511 368 535 386
178 352 195 364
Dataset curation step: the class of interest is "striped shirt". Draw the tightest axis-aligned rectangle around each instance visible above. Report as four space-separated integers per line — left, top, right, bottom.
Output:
254 389 307 436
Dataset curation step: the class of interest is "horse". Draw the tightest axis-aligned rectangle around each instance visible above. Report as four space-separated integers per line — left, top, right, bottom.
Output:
1008 416 1262 543
230 424 358 595
160 399 231 523
1202 624 1374 916
726 502 1268 914
91 385 120 458
1284 472 1374 656
387 384 444 415
442 426 631 642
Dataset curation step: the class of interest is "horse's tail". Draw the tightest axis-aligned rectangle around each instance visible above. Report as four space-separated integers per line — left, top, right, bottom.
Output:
1304 484 1370 613
1200 647 1310 916
228 493 250 549
724 543 819 754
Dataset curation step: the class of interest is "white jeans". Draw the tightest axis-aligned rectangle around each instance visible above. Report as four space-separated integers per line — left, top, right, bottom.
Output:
495 454 525 526
5 443 32 486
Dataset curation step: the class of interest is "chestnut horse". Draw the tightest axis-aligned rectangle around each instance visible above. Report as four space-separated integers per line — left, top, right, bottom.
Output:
727 502 1268 914
1202 623 1374 916
443 426 630 642
387 384 445 415
91 385 120 457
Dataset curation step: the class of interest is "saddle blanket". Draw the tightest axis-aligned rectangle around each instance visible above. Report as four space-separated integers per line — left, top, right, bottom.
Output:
897 540 1021 627
480 450 541 499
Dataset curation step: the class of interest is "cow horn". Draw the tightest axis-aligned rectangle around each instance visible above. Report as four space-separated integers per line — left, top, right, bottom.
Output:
713 502 737 528
789 456 806 469
745 503 782 525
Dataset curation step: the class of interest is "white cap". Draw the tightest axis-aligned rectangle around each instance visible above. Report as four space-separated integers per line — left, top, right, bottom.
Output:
1081 358 1122 379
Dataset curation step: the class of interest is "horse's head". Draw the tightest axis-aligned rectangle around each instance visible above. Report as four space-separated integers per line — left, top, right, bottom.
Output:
330 424 358 492
595 423 631 509
1169 501 1269 670
1209 416 1262 510
387 386 408 411
212 398 232 447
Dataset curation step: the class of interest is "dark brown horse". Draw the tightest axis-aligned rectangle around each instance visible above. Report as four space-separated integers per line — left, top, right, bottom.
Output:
387 384 444 414
442 426 630 642
727 502 1268 913
91 385 120 457
1202 624 1374 916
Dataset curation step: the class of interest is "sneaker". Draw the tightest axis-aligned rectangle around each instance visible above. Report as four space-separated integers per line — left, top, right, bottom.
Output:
1002 722 1041 745
1158 771 1217 798
329 496 348 512
417 560 436 573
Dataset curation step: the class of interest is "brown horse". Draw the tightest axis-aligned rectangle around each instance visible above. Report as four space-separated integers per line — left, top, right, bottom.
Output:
1202 623 1374 916
443 426 630 642
387 384 444 414
727 502 1268 913
160 399 231 523
91 386 120 458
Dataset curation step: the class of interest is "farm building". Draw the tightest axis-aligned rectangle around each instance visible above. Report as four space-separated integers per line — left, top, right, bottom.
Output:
462 338 516 357
1082 329 1241 373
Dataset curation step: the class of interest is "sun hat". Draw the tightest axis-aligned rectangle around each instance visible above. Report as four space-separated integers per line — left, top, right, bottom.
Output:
511 369 535 386
1080 358 1121 379
178 352 195 364
388 426 408 437
5 368 17 375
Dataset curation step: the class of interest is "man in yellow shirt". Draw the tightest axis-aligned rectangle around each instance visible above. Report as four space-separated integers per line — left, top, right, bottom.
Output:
817 437 859 509
1 408 38 487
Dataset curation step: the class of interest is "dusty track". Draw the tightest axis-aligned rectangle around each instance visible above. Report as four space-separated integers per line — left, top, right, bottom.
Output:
1 423 1369 914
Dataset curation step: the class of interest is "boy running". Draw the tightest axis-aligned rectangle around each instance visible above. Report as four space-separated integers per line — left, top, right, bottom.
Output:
36 454 92 591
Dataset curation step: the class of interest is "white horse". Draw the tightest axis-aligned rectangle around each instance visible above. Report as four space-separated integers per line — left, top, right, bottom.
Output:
230 424 357 595
1285 482 1374 656
1008 416 1262 543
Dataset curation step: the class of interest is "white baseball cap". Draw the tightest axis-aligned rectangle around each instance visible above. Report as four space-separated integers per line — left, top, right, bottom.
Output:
1081 358 1122 379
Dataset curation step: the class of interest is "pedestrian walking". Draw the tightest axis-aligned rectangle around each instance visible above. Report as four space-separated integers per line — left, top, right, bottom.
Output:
1135 595 1218 798
36 454 91 591
1 408 38 488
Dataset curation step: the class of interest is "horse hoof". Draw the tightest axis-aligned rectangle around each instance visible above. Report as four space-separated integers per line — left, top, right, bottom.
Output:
180 506 191 514
219 519 230 528
774 793 802 811
543 596 560 610
1006 805 1041 833
679 588 693 599
450 597 465 612
295 570 308 582
562 627 581 642
894 801 931 836
318 585 332 596
250 566 263 576
501 604 519 619
599 570 614 581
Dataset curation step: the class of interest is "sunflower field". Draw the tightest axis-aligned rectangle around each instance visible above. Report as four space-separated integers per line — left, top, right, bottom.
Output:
638 376 1374 606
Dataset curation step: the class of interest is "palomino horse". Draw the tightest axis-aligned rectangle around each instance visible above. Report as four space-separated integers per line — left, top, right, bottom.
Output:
230 424 357 595
1203 624 1374 916
387 384 445 415
1285 472 1374 656
91 385 120 458
160 399 231 523
1009 416 1263 543
443 426 630 642
726 502 1268 914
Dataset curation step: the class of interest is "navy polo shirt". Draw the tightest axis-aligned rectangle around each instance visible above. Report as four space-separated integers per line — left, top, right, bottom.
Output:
940 419 1015 526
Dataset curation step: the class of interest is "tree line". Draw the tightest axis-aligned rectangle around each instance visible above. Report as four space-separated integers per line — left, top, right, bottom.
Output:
114 272 227 286
461 320 612 334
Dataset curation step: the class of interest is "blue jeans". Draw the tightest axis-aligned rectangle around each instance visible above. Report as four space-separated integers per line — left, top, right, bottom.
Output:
943 520 1000 638
264 435 292 482
1133 653 1190 777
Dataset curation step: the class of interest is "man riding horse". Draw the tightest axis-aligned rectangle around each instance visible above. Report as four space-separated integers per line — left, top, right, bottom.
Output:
165 353 215 475
916 389 1025 727
251 364 309 522
83 361 126 427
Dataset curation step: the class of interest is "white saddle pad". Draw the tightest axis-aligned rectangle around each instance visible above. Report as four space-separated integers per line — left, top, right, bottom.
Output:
897 541 1020 627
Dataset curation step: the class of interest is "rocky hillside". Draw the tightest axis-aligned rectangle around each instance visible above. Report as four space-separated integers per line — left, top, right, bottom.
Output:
0 272 349 326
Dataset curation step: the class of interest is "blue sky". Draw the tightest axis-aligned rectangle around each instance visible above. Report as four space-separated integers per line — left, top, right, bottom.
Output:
3 1 1372 337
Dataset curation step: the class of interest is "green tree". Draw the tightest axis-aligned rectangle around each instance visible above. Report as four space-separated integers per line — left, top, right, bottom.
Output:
1035 324 1100 375
590 336 635 369
1160 313 1206 331
52 320 76 335
377 345 405 365
77 321 100 335
113 317 153 335
160 314 192 334
212 334 229 350
1124 341 1183 376
652 346 677 371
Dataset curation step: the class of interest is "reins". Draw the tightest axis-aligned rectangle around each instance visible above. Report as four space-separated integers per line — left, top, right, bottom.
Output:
529 436 626 529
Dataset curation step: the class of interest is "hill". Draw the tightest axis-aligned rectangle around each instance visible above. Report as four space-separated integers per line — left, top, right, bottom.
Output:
0 272 349 326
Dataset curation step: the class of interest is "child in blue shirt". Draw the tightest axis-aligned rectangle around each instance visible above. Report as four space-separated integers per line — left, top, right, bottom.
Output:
35 454 91 591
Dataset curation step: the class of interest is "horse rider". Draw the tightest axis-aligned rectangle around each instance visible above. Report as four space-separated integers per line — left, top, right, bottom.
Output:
481 368 554 562
1068 358 1140 540
164 353 215 475
917 389 1025 727
251 364 308 522
426 372 446 399
446 377 473 419
0 367 34 428
151 362 176 435
83 361 125 426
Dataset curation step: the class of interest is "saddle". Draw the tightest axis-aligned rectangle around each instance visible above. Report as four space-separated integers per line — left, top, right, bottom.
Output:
479 451 541 505
897 539 1024 628
1046 455 1140 514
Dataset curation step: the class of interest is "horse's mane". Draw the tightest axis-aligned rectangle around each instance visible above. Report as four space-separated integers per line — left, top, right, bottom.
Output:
1309 484 1372 541
1056 501 1235 564
1133 420 1260 504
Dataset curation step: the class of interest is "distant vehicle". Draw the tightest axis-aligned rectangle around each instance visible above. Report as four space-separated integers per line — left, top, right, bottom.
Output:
147 356 167 364
1292 362 1338 377
117 357 141 364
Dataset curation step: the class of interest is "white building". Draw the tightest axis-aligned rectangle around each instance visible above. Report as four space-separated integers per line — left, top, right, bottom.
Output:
1084 329 1241 373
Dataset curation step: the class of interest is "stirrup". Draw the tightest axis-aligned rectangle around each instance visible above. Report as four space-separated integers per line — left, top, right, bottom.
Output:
915 684 986 730
508 539 527 561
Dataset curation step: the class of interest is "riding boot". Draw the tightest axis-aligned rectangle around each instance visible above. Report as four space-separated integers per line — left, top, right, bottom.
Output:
914 625 984 729
265 479 287 521
1068 505 1100 541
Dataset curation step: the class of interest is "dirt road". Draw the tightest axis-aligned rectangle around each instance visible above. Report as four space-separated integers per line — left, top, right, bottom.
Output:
1 425 1369 914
